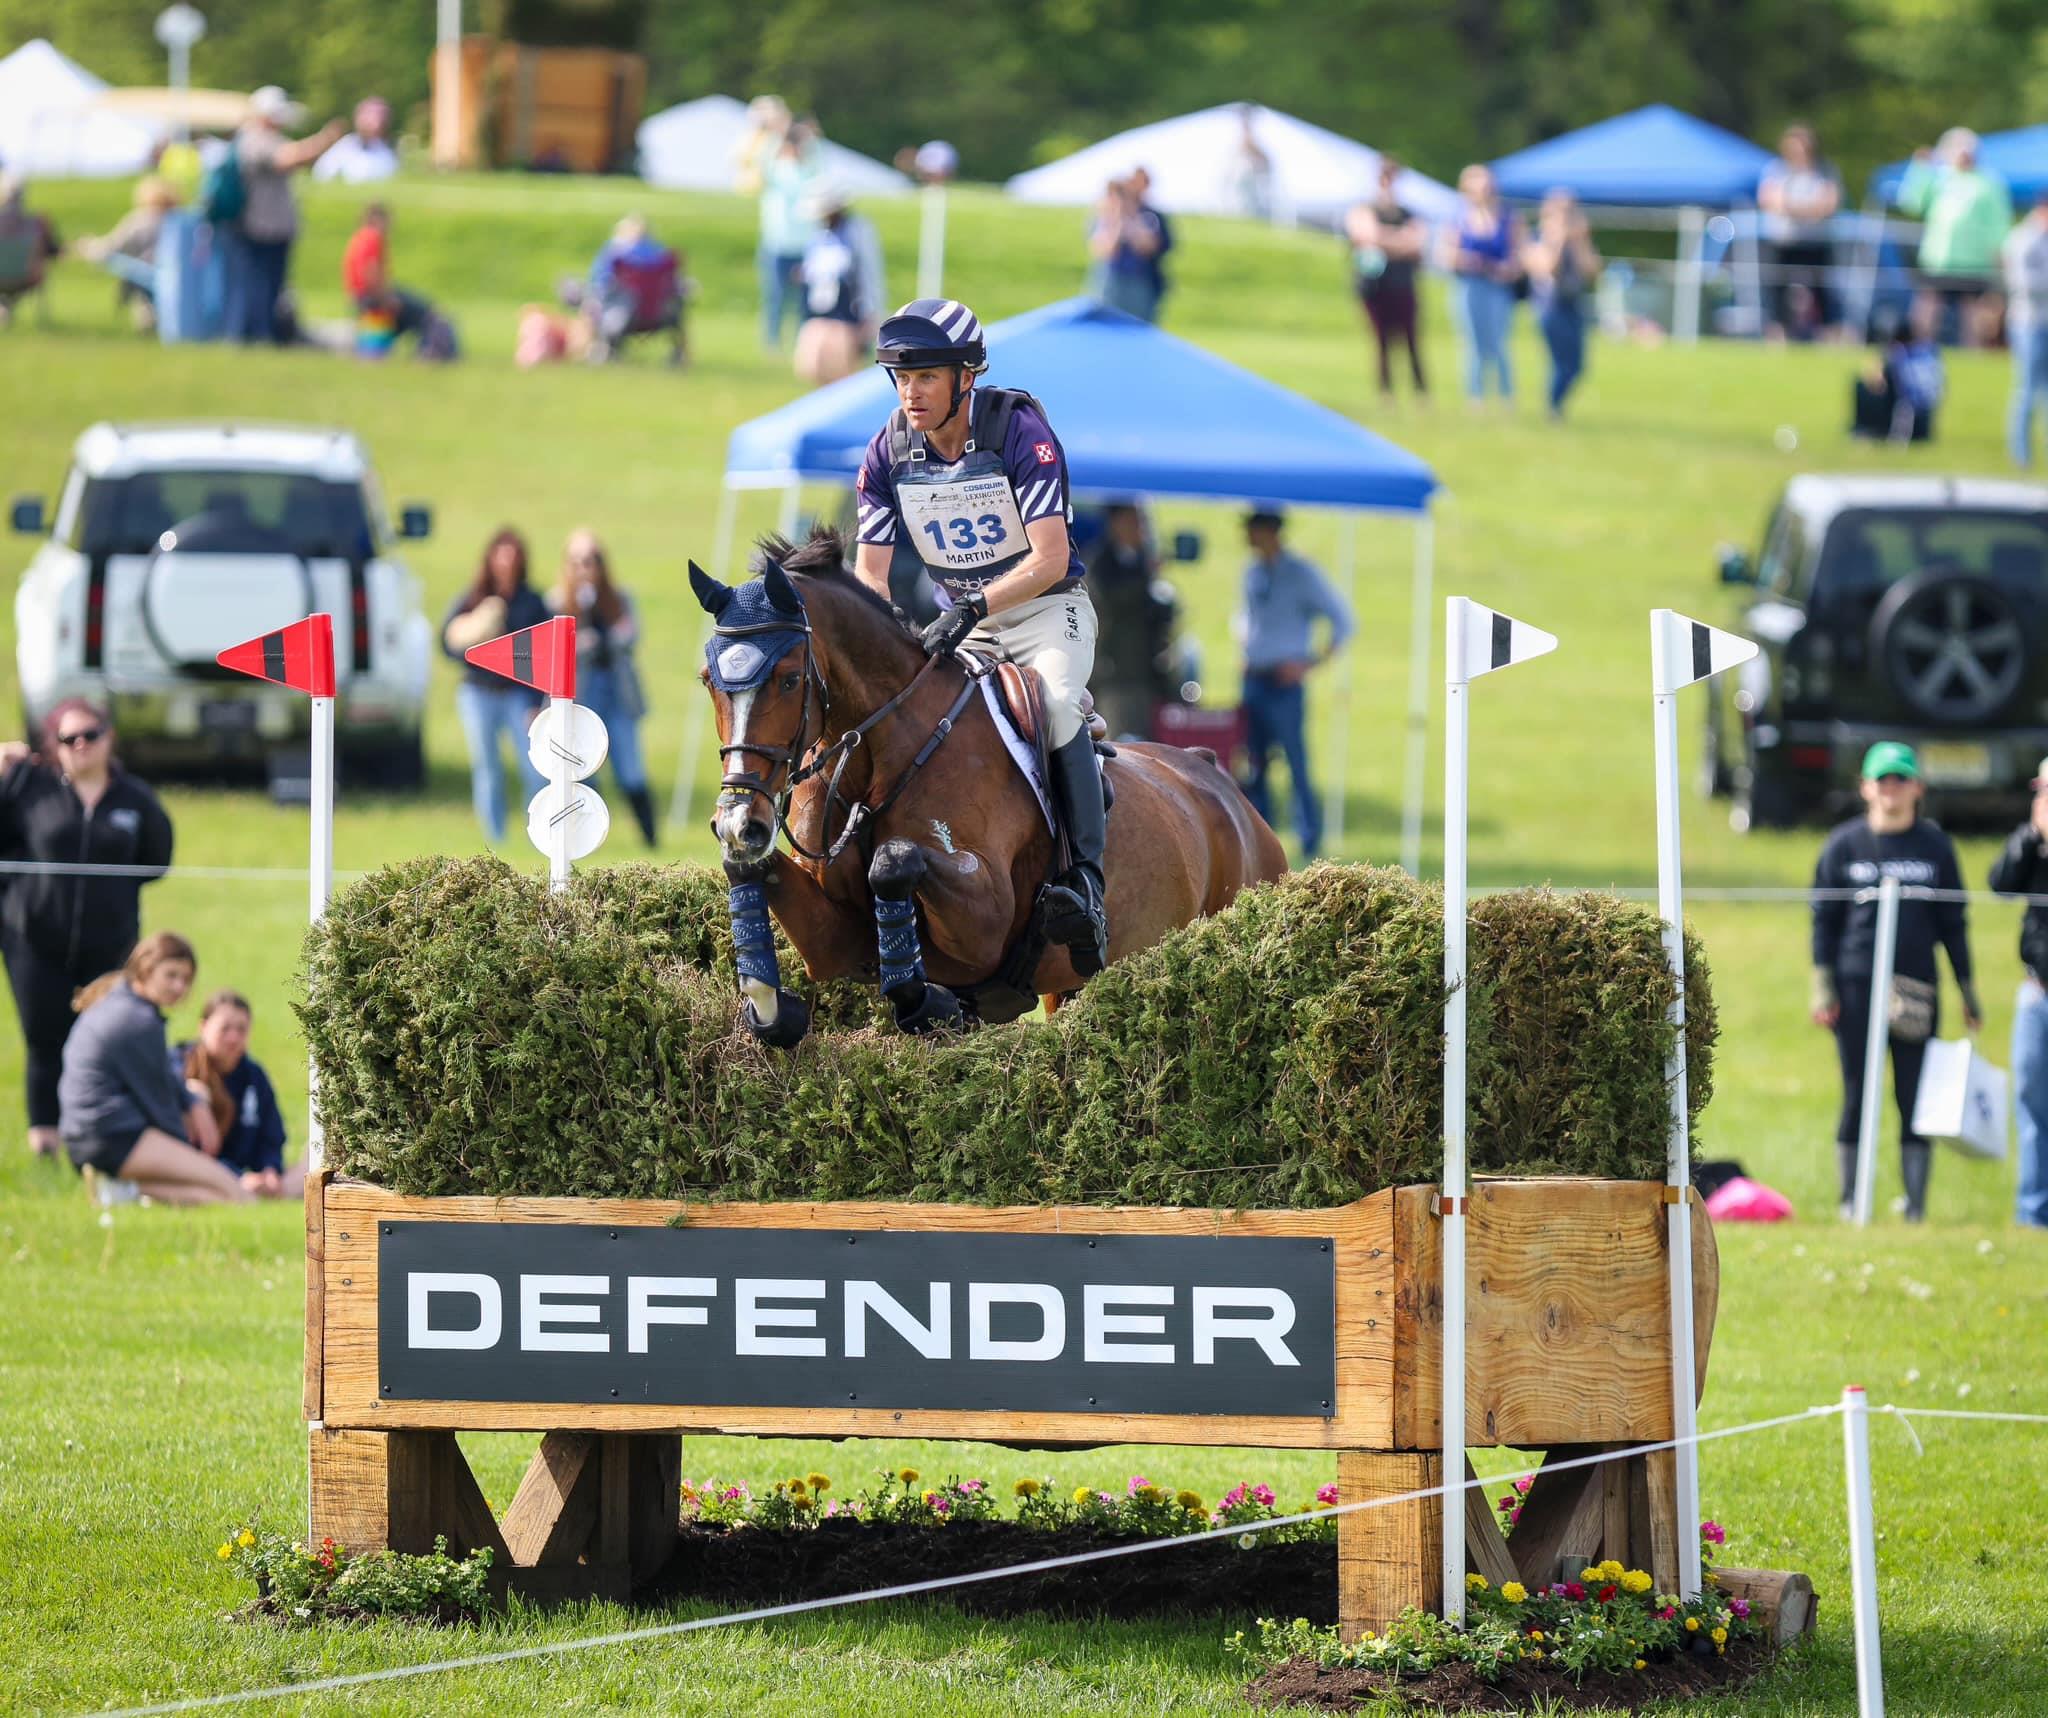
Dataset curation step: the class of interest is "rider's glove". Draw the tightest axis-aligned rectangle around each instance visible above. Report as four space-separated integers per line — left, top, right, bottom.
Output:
920 592 987 659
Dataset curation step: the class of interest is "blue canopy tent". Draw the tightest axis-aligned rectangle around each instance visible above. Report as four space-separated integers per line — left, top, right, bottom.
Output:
1870 125 2048 205
1491 105 1775 340
684 298 1442 866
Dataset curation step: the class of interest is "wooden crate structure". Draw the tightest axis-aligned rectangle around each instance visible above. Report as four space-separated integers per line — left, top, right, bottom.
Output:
306 1174 1716 1631
430 37 646 172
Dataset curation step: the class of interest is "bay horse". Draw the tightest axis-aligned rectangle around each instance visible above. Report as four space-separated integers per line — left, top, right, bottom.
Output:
693 527 1287 1045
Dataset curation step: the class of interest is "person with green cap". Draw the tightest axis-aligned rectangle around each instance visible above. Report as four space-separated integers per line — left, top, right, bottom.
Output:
1810 740 1980 1221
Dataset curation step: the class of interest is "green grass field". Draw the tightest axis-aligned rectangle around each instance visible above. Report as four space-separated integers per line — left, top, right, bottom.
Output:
1 174 2046 1715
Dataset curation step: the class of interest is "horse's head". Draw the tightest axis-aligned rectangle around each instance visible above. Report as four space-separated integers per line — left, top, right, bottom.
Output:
693 549 819 867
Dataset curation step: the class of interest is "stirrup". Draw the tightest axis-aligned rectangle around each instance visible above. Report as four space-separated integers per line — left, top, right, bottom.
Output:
1040 876 1109 977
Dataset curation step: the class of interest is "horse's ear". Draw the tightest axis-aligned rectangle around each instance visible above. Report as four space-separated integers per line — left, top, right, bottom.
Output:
689 561 733 617
760 558 802 616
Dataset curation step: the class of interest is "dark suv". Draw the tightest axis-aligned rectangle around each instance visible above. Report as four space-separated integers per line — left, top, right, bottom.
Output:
1707 474 2048 828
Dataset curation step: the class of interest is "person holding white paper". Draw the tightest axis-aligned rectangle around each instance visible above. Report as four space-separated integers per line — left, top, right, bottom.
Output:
1988 759 2048 1227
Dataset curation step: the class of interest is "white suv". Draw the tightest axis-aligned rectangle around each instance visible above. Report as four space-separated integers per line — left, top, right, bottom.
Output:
10 423 433 786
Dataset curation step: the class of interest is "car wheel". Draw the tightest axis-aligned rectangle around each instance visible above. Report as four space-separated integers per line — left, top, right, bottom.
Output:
1870 569 2028 724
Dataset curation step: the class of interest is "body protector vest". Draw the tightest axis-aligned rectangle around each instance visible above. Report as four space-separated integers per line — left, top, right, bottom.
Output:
886 387 1075 602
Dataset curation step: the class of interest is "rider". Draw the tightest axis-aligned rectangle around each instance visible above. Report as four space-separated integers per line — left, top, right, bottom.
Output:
852 297 1109 976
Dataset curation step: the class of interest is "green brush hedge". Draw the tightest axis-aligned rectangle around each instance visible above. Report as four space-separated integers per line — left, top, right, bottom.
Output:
298 858 1713 1207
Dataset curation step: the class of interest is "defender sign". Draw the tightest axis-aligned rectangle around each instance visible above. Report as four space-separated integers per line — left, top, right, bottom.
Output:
378 1223 1336 1417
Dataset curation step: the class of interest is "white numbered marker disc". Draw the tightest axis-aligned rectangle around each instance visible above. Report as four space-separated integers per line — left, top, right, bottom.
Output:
526 782 611 861
527 700 610 781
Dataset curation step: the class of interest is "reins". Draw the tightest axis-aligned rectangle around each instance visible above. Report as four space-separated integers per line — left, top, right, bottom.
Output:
715 605 982 867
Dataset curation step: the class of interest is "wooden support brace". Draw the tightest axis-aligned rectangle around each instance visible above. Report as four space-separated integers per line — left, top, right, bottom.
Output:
1507 1444 1612 1587
1626 1448 1683 1593
503 1432 604 1567
1337 1451 1440 1639
1462 1458 1519 1590
498 1430 681 1601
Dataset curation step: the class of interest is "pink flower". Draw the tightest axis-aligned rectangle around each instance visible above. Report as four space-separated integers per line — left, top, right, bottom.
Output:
720 1486 745 1502
1563 1582 1586 1601
1509 1507 1522 1525
1730 1598 1751 1619
1097 1492 1116 1506
1497 1495 1516 1513
1127 1475 1153 1495
1700 1520 1726 1545
1512 1475 1534 1495
1316 1483 1339 1506
1251 1484 1276 1507
932 1497 951 1515
1220 1484 1247 1511
958 1478 985 1493
1657 1606 1677 1620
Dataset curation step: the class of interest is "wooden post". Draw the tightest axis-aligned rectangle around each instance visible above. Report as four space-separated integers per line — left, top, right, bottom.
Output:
308 1427 507 1563
1337 1451 1441 1638
1714 1568 1818 1644
497 1429 681 1603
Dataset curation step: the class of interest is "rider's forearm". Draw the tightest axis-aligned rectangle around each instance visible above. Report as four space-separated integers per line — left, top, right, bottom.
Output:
853 543 895 601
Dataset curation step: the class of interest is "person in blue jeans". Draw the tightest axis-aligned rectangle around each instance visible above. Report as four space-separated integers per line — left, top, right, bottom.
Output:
1236 507 1353 859
1439 164 1523 405
1988 761 2048 1227
546 529 656 847
442 528 548 844
1524 190 1602 420
2002 192 2048 467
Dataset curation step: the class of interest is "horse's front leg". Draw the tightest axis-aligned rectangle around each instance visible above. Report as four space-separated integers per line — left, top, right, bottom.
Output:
866 838 1016 1034
724 852 866 1049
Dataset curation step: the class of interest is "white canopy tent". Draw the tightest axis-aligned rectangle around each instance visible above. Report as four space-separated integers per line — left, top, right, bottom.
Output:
1006 103 1459 228
0 39 165 178
637 95 909 197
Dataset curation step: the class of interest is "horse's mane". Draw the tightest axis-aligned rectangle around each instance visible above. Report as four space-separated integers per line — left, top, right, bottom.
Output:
751 526 918 643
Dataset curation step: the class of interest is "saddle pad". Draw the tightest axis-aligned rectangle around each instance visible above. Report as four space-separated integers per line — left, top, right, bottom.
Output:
976 677 1054 834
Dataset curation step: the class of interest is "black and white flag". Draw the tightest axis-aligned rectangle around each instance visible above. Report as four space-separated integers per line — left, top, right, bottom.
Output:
1651 609 1757 695
1448 596 1557 684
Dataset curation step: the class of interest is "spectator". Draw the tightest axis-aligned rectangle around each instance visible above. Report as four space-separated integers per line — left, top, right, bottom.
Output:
1087 177 1167 322
1852 290 1944 443
1235 506 1353 859
225 86 345 345
562 214 684 363
1810 742 1978 1223
1894 128 2014 345
913 140 959 184
1439 164 1522 406
1129 166 1174 314
545 529 657 848
442 528 549 844
1523 189 1601 420
1088 505 1177 741
60 932 248 1205
733 94 792 195
0 702 174 1159
313 96 399 183
755 116 821 350
71 174 177 331
0 171 60 326
342 203 452 359
175 988 298 1199
794 185 884 386
1346 156 1428 402
2003 191 2048 468
1988 763 2048 1228
1757 124 1842 340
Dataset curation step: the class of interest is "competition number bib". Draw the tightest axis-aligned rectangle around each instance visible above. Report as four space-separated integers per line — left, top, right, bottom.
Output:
897 473 1029 575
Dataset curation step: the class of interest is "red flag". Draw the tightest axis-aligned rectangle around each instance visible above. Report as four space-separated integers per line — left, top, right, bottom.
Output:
465 615 576 700
216 614 337 698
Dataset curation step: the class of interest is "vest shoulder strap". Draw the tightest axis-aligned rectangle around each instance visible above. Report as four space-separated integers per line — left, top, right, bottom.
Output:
886 406 915 466
972 386 1043 454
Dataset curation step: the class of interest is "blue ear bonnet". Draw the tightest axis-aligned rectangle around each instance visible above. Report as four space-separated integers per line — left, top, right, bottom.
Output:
705 577 808 692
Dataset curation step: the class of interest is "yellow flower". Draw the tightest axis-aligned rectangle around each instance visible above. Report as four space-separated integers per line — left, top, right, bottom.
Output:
1529 1630 1544 1642
787 1479 807 1497
792 1494 814 1512
216 1543 232 1560
1532 1648 1545 1660
1621 1569 1653 1594
1598 1559 1625 1581
1501 1582 1527 1603
1633 1658 1646 1671
806 1472 831 1493
1580 1566 1601 1583
897 1467 920 1485
1073 1485 1095 1505
1466 1572 1489 1592
1175 1490 1204 1512
1013 1478 1042 1498
1133 1484 1161 1503
1712 1626 1728 1644
1686 1616 1701 1632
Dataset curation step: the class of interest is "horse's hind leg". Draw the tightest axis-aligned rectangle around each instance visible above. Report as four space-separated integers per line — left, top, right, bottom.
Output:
868 839 964 1034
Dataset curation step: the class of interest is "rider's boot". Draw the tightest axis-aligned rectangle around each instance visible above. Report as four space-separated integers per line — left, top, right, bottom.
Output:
1043 729 1111 978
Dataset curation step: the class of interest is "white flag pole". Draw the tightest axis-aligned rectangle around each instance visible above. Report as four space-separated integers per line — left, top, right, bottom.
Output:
1648 610 1702 1601
548 692 573 894
1853 875 1901 1226
1440 594 1471 1625
917 181 948 299
307 688 334 1168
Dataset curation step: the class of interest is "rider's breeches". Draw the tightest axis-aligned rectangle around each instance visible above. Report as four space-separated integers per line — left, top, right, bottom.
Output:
966 588 1098 746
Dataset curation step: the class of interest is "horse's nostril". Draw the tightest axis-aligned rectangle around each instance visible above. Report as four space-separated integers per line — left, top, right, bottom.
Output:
743 819 770 849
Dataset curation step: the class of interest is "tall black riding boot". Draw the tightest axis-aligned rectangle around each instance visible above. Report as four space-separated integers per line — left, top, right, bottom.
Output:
624 784 658 848
1044 729 1111 978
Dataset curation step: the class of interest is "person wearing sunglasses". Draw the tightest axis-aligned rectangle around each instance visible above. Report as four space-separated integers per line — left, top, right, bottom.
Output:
0 699 175 1160
1810 741 1978 1222
1988 758 2048 1227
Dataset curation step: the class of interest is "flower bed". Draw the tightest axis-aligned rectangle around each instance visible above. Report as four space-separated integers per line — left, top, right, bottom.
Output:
218 1528 494 1626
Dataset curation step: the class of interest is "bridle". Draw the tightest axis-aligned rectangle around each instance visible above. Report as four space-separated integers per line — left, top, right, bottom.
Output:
714 593 981 867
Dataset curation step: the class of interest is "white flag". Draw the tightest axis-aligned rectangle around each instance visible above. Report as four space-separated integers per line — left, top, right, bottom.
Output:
1651 609 1757 695
1447 595 1557 684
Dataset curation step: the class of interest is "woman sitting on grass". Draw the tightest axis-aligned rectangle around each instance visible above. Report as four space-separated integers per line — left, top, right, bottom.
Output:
59 932 249 1205
176 988 299 1200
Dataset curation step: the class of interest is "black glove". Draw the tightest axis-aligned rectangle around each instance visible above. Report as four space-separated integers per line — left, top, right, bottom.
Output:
920 594 986 658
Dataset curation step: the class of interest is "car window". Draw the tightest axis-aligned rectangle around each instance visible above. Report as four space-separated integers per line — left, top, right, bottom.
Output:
53 466 86 548
76 471 374 559
1813 508 2048 601
1756 506 1805 598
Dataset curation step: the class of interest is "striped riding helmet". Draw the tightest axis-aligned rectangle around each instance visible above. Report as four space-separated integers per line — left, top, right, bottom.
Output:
875 298 987 372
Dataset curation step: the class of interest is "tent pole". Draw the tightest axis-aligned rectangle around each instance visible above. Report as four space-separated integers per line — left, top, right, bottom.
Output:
1675 206 1705 343
667 480 741 830
1325 512 1358 852
1400 509 1434 876
918 182 948 298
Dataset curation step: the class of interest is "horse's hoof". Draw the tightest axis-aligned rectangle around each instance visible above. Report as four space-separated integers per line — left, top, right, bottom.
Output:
744 989 812 1049
868 838 928 897
892 980 964 1034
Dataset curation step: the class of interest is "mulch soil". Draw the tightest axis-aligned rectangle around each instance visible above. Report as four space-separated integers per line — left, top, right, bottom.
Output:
1244 1639 1773 1713
645 1521 1336 1621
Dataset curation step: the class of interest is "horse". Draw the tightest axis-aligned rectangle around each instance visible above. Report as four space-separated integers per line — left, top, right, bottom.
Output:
692 527 1287 1045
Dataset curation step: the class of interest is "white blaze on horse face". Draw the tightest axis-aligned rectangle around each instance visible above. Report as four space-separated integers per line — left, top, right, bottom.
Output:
714 687 766 854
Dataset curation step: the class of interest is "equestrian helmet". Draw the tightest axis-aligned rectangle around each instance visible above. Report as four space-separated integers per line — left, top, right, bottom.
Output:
875 298 987 373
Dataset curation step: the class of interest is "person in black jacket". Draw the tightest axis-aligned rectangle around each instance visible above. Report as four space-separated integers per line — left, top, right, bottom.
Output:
442 527 550 844
1811 741 1979 1221
1988 757 2048 1228
0 700 175 1158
